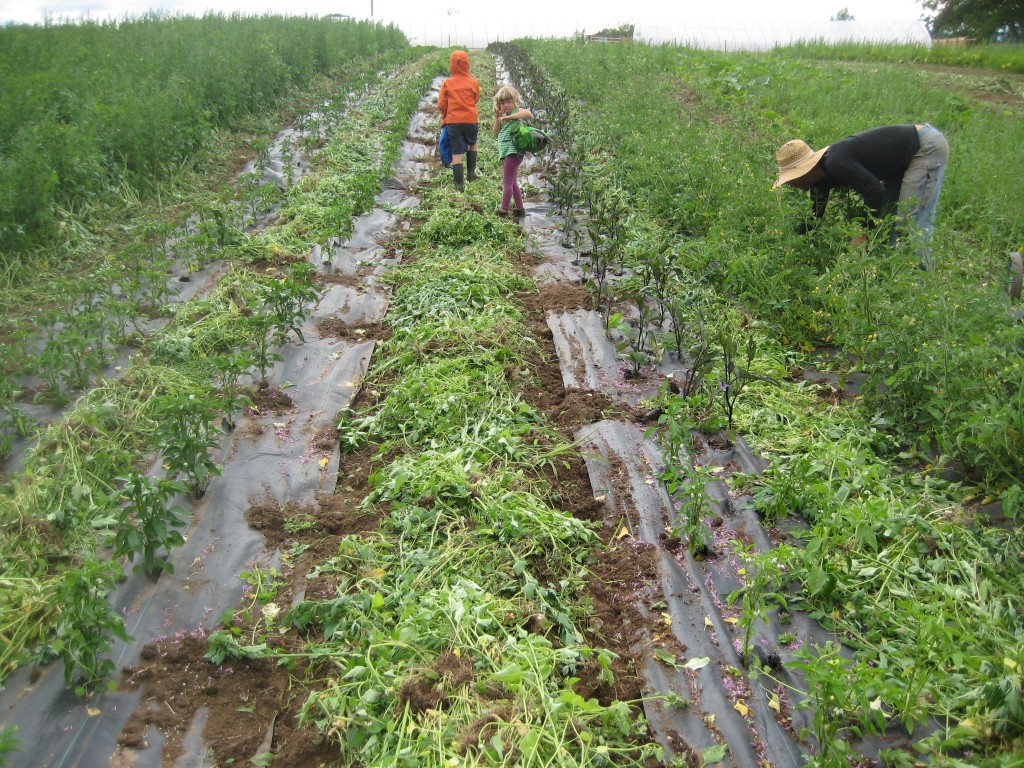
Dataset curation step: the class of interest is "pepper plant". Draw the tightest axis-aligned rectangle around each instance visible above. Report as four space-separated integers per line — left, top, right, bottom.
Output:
50 559 131 696
210 350 256 431
151 391 223 499
112 471 189 577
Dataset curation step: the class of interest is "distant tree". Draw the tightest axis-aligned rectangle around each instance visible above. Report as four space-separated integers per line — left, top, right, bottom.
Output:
924 0 1024 40
593 23 635 38
831 8 856 20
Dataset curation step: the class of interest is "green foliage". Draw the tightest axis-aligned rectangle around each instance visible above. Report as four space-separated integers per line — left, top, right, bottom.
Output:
507 37 1024 763
50 558 131 695
255 261 320 345
112 471 189 576
517 37 1024 491
151 391 223 498
0 41 434 694
783 40 1024 72
204 630 270 665
925 0 1024 42
263 56 663 765
0 14 410 256
210 350 256 432
0 726 21 766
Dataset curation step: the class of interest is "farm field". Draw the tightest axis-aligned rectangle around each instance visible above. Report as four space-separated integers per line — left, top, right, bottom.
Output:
1 17 1023 768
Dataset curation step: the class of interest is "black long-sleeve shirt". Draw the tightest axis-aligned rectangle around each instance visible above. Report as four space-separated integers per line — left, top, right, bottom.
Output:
809 124 921 226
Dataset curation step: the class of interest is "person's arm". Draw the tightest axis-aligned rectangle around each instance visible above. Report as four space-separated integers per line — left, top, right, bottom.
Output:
494 106 532 136
825 148 887 223
438 83 448 121
843 163 888 222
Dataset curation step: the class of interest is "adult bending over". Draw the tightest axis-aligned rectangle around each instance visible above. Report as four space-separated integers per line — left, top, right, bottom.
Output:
773 124 949 270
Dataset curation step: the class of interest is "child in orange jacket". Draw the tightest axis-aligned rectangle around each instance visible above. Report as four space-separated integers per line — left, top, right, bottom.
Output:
438 50 480 191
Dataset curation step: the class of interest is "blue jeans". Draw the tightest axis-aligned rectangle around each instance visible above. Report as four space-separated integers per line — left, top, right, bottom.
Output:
897 123 949 270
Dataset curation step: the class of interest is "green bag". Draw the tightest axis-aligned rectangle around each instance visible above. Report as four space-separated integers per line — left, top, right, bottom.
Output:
511 123 552 154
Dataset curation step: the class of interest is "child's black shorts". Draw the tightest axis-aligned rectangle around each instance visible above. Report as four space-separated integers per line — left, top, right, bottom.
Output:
446 123 479 155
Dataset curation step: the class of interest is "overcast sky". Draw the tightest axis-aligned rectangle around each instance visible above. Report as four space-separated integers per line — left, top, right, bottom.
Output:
1 0 929 29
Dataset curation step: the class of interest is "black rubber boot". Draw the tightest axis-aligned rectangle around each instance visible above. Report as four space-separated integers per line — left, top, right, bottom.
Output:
466 150 478 181
452 162 464 191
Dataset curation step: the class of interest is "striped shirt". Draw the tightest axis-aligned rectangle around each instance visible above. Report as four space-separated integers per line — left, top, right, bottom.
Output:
497 118 525 160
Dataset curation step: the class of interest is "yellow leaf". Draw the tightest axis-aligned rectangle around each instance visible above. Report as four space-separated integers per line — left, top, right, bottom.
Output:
704 616 713 629
724 617 739 625
318 457 330 469
734 701 749 717
616 526 632 540
86 706 101 717
1004 657 1018 671
737 568 746 576
768 696 781 713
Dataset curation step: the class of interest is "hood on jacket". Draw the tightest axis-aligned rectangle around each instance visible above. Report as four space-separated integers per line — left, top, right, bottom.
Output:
449 50 470 76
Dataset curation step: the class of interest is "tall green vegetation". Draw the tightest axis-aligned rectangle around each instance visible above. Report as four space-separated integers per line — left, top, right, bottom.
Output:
514 38 1024 491
0 13 408 260
498 38 1024 765
0 45 436 692
786 40 1024 71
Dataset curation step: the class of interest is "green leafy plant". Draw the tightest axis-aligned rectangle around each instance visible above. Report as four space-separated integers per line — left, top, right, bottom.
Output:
0 725 21 766
608 310 658 379
210 350 256 431
727 541 794 662
152 392 223 498
256 261 319 346
715 323 777 440
51 559 131 695
112 471 189 576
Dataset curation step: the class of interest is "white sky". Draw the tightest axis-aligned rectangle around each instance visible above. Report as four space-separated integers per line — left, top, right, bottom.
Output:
1 0 929 29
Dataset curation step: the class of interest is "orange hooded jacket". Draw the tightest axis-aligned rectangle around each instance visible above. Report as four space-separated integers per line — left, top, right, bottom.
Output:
438 50 480 126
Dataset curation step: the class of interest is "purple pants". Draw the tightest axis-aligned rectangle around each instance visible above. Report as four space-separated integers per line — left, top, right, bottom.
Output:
501 154 524 211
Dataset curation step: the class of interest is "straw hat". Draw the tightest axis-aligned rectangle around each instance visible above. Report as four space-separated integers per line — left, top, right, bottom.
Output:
772 139 828 189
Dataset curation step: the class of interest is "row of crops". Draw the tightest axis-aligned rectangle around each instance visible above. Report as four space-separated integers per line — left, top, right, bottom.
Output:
0 18 428 699
0 13 1022 767
1 40 673 767
0 14 409 259
491 39 1024 766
